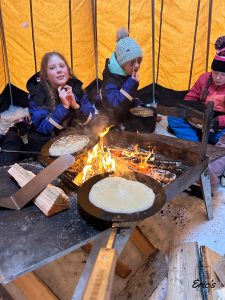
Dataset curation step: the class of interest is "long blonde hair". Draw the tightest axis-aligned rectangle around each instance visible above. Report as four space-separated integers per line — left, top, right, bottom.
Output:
40 52 74 111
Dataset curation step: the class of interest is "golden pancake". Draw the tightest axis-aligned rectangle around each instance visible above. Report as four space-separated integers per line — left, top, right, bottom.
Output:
89 176 155 213
49 134 90 156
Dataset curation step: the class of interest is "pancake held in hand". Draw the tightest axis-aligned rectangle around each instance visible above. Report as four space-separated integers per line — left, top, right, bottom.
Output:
49 134 90 156
89 176 155 213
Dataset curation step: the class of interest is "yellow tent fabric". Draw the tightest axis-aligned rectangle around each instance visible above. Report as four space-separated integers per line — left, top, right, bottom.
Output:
0 0 225 95
0 34 6 93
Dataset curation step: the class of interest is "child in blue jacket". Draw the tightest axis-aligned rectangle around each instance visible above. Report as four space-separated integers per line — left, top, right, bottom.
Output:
27 51 96 146
0 51 96 165
101 28 156 132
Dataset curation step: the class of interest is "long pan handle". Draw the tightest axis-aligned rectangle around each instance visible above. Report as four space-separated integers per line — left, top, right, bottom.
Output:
82 247 117 300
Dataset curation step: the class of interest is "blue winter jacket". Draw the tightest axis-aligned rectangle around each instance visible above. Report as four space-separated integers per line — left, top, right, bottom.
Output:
101 53 144 124
27 74 95 136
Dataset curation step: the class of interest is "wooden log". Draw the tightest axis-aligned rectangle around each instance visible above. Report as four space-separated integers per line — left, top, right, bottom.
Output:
8 163 70 216
0 283 13 300
113 249 168 300
215 259 225 286
201 245 223 299
130 226 156 258
4 272 59 300
166 242 202 300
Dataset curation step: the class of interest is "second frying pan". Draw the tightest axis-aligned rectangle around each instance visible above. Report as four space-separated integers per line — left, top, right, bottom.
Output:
41 131 100 158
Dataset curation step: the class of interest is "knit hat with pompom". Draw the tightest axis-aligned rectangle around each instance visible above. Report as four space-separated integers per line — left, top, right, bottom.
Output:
115 28 143 66
211 36 225 72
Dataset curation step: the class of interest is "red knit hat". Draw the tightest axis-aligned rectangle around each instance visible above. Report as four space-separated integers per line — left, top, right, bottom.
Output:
211 36 225 72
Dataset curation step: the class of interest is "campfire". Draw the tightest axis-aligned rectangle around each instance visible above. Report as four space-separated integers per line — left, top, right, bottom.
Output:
73 127 180 187
73 127 116 186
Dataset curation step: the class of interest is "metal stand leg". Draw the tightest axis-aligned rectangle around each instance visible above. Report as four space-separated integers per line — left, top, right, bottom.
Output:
71 228 132 299
71 231 110 300
200 167 213 220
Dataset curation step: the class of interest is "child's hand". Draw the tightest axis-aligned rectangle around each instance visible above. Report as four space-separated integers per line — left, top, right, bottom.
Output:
64 85 80 109
58 86 70 109
132 68 140 82
210 118 220 132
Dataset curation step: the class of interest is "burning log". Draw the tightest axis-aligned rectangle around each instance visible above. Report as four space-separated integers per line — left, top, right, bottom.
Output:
8 164 70 216
72 135 184 187
109 145 178 185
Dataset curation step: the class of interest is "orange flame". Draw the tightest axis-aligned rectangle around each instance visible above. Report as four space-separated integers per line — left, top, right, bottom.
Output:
99 125 113 139
73 126 116 186
73 126 158 186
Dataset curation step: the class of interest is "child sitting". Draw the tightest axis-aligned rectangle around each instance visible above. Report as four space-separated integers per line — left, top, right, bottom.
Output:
168 36 225 145
0 51 96 165
100 28 156 132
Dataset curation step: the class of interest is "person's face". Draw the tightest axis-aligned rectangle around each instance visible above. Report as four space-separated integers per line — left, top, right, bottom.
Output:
212 70 225 86
122 57 143 76
47 55 69 88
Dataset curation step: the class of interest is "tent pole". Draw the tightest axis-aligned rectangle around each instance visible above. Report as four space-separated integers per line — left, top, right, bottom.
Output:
92 0 99 94
206 0 213 72
188 0 200 90
156 0 164 84
0 4 13 106
151 0 156 106
69 0 73 70
127 0 131 32
29 0 37 74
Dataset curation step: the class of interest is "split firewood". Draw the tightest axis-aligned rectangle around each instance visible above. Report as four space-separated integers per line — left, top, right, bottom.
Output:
8 163 70 216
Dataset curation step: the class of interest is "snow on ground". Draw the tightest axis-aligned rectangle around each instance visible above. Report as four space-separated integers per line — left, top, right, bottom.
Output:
148 117 225 300
147 116 225 256
141 188 225 256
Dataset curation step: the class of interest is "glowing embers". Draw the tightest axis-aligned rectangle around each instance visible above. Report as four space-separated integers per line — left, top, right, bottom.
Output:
109 145 177 186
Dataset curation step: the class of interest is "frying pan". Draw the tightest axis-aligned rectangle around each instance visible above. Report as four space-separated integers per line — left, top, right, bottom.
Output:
41 131 100 158
187 116 203 129
128 106 157 133
78 171 166 299
130 106 155 117
77 171 166 222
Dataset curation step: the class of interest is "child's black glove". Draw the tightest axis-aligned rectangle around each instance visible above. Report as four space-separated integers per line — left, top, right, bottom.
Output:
210 118 219 131
8 121 31 136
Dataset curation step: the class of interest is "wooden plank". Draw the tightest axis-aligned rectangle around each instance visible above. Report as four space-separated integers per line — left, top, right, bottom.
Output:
5 272 58 300
130 226 156 258
8 163 70 216
166 242 202 300
214 259 225 286
82 243 132 278
201 245 223 300
3 282 27 300
0 284 14 300
113 249 168 300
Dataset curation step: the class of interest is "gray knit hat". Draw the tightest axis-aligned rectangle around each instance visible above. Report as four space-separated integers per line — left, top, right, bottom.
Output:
115 28 143 66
